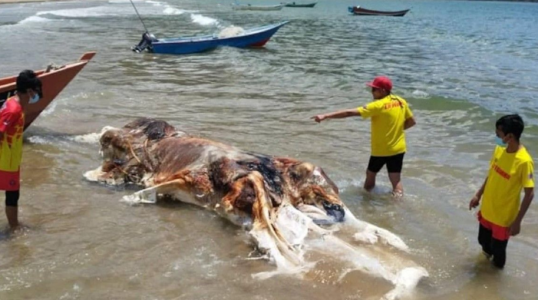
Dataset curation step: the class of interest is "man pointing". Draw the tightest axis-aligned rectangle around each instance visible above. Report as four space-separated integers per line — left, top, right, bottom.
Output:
311 76 416 196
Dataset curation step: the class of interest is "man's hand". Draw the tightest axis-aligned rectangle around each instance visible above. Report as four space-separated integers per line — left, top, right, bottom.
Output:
469 195 480 210
510 221 521 236
404 117 416 130
509 188 533 237
311 115 326 123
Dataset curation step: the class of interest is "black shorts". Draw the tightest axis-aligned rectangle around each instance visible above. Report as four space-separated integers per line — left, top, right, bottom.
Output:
367 153 405 173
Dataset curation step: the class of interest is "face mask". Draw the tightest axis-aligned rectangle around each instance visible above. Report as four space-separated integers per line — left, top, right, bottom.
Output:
29 93 40 104
495 136 507 147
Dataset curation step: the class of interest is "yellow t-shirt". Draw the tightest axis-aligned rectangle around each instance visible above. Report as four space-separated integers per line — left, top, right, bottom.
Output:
481 145 535 227
0 98 24 172
357 95 413 157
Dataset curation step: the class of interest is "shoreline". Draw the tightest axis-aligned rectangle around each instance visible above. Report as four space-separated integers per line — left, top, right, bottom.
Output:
0 0 96 5
1 0 536 5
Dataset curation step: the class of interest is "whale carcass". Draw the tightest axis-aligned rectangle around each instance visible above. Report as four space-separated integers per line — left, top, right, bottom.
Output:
84 118 427 299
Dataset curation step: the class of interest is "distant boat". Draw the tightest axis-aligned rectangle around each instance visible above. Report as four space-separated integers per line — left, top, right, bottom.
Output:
132 22 288 55
108 0 144 4
348 6 410 17
0 52 96 130
282 2 316 7
232 4 284 11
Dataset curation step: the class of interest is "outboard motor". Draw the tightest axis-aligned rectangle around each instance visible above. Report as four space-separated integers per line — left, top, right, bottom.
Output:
132 32 158 53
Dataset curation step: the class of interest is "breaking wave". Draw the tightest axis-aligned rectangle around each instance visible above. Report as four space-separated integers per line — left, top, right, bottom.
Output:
14 0 184 25
190 14 219 26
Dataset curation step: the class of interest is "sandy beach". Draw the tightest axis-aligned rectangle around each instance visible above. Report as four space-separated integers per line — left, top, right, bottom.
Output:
0 0 84 5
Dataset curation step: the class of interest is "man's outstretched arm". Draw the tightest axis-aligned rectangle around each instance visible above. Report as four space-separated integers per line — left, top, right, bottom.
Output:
311 109 360 123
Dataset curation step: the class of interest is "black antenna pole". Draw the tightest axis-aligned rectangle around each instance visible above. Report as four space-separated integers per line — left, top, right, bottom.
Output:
129 0 149 33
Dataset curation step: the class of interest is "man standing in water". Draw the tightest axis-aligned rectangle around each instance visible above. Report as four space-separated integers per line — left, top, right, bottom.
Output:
311 76 416 196
469 114 534 269
0 70 42 230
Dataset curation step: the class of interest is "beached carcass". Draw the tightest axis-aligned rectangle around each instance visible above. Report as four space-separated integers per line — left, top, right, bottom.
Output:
84 118 427 300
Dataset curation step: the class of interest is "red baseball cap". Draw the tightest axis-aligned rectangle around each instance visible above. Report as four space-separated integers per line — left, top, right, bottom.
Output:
366 76 392 91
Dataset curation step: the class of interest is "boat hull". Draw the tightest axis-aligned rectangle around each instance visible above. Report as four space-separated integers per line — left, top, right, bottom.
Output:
150 22 288 55
0 52 96 130
348 6 409 17
283 2 316 8
232 4 283 11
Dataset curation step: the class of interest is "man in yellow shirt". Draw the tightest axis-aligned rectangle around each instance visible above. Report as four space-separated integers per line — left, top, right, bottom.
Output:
311 76 416 196
469 114 534 269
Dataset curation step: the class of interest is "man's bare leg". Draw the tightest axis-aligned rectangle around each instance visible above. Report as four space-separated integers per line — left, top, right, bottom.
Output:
388 172 403 197
6 206 19 230
364 170 377 191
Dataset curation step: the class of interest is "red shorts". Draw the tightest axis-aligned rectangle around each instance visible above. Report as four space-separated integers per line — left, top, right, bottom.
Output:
478 211 510 241
0 169 20 191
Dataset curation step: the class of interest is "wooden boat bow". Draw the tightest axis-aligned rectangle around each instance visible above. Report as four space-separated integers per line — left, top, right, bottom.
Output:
0 51 96 130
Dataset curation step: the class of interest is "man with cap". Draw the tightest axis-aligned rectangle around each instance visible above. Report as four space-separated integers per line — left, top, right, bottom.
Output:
311 76 416 196
0 70 42 230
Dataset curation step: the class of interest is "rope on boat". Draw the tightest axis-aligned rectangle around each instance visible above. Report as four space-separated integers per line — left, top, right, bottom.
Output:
129 0 149 33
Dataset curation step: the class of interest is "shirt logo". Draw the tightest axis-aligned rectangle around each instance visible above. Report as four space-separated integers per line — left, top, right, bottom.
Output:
383 101 403 110
529 173 533 179
493 163 510 180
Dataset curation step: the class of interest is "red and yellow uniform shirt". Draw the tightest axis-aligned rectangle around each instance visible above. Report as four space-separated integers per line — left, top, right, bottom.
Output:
0 97 24 191
357 95 413 157
481 145 534 227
